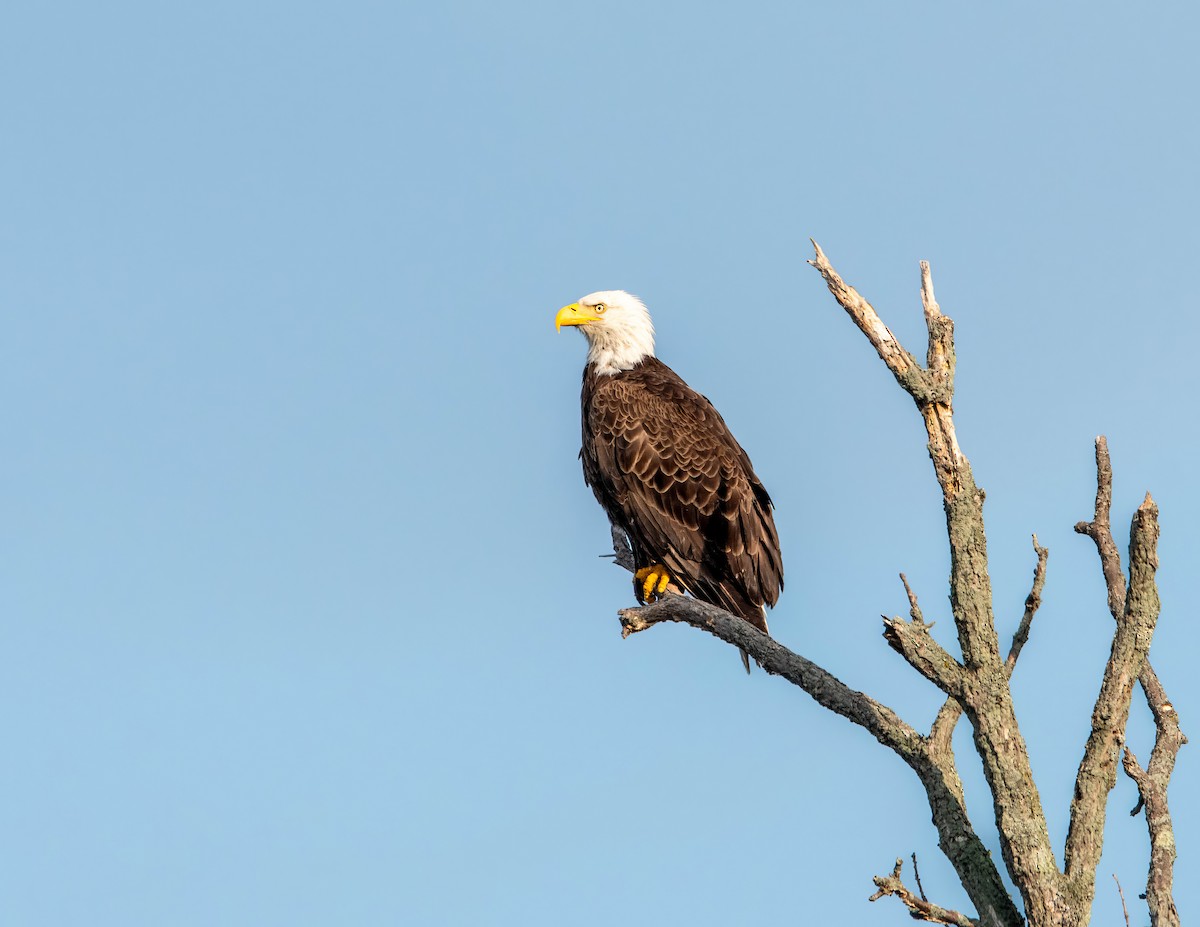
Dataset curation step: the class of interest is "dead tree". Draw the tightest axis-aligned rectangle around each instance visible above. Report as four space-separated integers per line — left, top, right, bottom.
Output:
615 243 1184 927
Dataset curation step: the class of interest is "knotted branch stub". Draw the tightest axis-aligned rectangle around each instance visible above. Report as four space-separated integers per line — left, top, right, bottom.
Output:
882 613 967 699
870 857 977 927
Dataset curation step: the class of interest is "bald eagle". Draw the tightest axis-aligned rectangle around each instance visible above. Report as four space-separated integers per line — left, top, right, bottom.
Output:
556 290 783 670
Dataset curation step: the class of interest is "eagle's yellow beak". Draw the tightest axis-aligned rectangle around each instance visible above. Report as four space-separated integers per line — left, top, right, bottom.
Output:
555 303 602 332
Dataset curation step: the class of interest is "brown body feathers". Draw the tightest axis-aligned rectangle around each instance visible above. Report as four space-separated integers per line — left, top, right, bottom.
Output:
580 356 783 639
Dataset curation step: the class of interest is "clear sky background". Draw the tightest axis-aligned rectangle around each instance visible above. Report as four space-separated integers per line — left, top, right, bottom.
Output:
2 2 1197 924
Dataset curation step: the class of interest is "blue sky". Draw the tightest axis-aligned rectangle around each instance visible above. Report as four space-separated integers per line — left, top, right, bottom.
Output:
2 2 1197 924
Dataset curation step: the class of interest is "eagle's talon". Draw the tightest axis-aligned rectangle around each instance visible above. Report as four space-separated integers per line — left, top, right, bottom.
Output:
635 564 673 604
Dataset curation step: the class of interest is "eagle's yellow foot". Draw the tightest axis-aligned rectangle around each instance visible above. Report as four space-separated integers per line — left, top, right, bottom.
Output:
634 564 673 604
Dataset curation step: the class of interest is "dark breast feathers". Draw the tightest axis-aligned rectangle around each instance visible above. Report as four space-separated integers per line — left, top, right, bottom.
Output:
580 356 783 633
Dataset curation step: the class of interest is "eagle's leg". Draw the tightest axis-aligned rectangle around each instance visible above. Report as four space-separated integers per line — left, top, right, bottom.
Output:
633 564 673 604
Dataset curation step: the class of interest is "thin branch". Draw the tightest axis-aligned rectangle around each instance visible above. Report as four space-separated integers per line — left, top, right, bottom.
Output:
921 260 942 320
900 572 926 623
609 524 636 572
892 576 970 705
810 244 988 665
1113 873 1132 927
621 596 920 746
807 240 928 398
894 576 971 698
618 593 1021 927
1005 534 1049 672
1123 742 1184 927
882 613 967 699
870 858 977 927
1073 437 1125 621
1065 495 1162 899
912 852 929 902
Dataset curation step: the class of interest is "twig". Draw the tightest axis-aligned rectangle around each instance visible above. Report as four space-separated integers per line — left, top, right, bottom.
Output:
899 573 927 624
609 524 636 572
1113 873 1131 927
889 577 968 695
1005 535 1048 672
912 852 929 902
870 858 976 927
900 535 1046 733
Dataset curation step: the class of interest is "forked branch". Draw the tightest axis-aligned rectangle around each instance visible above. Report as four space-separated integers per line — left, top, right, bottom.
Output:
809 242 1062 923
1064 495 1162 895
870 857 977 927
930 535 1049 766
1123 743 1183 927
1073 438 1184 927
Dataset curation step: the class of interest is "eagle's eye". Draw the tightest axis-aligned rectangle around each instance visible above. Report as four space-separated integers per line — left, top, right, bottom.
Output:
594 303 606 313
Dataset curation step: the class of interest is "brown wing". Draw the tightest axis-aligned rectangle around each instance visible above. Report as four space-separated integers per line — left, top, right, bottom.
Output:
582 358 782 630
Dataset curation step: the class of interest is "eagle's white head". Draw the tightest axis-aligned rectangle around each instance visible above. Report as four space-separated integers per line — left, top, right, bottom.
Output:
555 290 656 376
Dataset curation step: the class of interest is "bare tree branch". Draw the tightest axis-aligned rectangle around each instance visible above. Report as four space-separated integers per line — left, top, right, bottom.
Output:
620 596 920 748
1123 749 1185 927
1071 438 1184 925
882 613 967 699
870 857 978 927
618 593 1021 927
809 242 1063 923
1113 873 1132 927
1122 747 1182 927
900 572 926 623
609 524 636 572
913 851 929 901
806 239 930 398
1064 496 1162 906
930 535 1049 789
893 574 972 711
1074 438 1125 621
1006 535 1049 672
